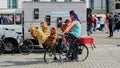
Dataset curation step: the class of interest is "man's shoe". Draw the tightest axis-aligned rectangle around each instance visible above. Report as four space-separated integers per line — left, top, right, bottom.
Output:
108 36 111 37
108 35 113 37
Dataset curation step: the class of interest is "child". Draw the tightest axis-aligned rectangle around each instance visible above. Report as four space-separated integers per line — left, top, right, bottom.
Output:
61 19 71 32
60 19 71 50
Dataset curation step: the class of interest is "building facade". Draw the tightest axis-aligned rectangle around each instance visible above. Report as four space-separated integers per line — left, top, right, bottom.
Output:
109 0 120 14
87 0 106 14
22 0 86 22
0 0 85 9
1 0 120 14
23 2 86 22
0 0 31 9
87 0 120 14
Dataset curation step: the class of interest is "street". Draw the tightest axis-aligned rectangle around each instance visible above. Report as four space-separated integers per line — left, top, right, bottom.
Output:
0 23 120 68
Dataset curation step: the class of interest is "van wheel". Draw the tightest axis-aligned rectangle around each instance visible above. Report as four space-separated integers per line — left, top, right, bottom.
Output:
4 41 14 51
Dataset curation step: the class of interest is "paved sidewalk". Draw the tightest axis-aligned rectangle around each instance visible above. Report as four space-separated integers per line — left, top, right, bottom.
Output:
0 45 120 68
0 23 120 68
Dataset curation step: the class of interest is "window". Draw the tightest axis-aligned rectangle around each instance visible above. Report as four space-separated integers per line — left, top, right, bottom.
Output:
32 0 39 2
0 15 14 25
51 0 56 2
7 0 17 8
80 0 85 1
90 0 94 9
40 0 50 2
57 0 64 2
64 0 71 2
15 14 21 24
115 0 120 1
0 14 21 25
115 3 120 9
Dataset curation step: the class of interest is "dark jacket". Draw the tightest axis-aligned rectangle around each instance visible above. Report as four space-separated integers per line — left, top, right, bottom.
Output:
108 16 114 25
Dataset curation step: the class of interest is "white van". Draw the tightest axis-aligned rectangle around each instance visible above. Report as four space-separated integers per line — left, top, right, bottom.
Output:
0 9 23 51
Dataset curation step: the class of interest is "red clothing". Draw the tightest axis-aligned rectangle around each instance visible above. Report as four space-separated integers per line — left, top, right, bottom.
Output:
61 19 71 32
87 16 94 23
61 23 71 32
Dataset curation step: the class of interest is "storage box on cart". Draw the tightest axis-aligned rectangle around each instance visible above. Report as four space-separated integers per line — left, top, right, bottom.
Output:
77 36 94 44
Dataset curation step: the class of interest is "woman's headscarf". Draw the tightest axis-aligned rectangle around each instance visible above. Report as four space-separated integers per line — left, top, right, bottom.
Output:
69 10 81 24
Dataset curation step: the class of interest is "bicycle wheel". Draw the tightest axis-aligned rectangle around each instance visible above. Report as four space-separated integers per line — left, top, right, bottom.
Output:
76 44 89 62
18 39 34 55
0 40 5 55
44 46 61 63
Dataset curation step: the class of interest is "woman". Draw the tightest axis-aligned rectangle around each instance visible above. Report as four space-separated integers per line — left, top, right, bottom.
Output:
104 13 109 33
59 10 81 61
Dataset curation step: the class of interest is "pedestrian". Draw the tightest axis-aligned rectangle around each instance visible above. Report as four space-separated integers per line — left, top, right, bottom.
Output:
113 12 119 32
93 15 97 32
108 12 114 37
99 16 105 31
87 14 94 34
58 10 81 61
114 15 120 32
104 13 109 33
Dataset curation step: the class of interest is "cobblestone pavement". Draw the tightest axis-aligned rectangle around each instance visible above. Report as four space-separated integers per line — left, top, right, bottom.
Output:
0 45 120 68
91 31 120 46
0 25 120 68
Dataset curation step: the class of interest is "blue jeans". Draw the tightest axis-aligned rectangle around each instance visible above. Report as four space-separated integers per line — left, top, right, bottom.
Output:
87 22 94 32
113 21 118 32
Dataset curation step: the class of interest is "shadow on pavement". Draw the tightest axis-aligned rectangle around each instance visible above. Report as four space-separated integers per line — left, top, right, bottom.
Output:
0 58 45 67
116 44 120 47
110 38 120 39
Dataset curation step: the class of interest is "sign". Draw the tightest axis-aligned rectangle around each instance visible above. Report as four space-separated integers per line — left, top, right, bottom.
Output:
51 11 69 17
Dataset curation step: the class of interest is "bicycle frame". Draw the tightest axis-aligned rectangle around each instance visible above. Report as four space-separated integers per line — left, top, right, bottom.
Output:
44 36 89 63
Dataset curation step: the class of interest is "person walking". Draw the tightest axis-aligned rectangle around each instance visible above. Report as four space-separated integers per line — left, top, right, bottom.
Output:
113 12 119 32
108 12 114 37
87 14 94 34
114 15 120 32
93 15 97 32
104 13 109 33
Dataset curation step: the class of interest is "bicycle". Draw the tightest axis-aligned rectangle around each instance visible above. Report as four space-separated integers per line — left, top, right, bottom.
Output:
0 28 34 55
44 35 89 63
17 31 34 55
0 28 17 55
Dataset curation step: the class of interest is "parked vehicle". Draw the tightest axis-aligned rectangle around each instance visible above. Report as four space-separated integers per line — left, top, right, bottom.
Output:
0 9 23 52
94 14 106 31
